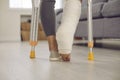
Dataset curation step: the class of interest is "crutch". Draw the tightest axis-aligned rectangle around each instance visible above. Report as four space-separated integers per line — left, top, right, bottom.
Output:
87 0 94 60
29 0 41 59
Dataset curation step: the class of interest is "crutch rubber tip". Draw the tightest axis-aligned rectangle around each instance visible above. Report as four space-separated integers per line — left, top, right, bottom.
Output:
88 52 94 61
30 51 35 59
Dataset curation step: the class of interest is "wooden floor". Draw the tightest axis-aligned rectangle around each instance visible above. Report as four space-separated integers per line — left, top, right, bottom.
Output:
0 41 120 80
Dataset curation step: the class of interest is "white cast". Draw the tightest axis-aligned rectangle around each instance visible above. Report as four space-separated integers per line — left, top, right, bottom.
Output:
56 0 82 54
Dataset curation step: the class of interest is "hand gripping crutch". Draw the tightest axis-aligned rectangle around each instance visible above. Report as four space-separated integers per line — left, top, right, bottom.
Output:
87 0 94 60
29 0 41 59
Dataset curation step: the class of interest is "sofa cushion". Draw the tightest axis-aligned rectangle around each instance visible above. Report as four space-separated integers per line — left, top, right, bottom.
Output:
80 6 87 20
92 2 104 18
93 0 108 4
82 0 87 6
102 0 120 18
108 0 114 1
82 0 108 6
80 2 104 20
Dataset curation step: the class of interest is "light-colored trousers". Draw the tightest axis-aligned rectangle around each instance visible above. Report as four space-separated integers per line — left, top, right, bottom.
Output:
56 0 82 54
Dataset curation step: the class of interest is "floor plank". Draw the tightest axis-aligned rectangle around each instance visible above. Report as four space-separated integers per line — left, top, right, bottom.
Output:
0 41 120 80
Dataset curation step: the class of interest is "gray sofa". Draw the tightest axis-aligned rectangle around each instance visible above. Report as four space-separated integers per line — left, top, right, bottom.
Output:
56 0 120 39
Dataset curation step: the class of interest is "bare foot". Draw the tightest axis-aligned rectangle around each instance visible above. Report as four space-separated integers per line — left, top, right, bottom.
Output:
60 54 70 62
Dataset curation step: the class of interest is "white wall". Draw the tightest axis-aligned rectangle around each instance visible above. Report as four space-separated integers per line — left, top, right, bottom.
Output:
0 0 31 41
0 0 63 41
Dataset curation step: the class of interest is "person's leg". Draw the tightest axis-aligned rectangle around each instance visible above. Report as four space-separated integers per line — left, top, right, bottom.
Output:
56 0 82 61
40 0 60 61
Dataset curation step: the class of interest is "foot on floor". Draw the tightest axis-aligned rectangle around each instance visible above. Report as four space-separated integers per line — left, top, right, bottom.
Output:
49 51 60 61
60 54 70 62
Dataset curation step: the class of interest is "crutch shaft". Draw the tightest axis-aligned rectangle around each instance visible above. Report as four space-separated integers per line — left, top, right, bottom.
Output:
29 0 41 59
88 0 94 60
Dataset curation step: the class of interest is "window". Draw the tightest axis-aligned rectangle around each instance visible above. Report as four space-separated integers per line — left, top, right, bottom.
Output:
9 0 62 9
55 0 62 9
9 0 32 8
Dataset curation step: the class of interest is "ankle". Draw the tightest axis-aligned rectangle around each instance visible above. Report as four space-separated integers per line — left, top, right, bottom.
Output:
50 50 58 53
49 48 58 52
47 36 58 52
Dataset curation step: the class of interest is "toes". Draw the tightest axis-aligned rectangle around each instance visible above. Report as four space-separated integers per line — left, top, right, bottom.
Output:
60 54 70 62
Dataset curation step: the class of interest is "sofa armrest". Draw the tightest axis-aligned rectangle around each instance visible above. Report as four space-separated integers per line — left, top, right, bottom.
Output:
101 0 120 18
55 8 63 15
